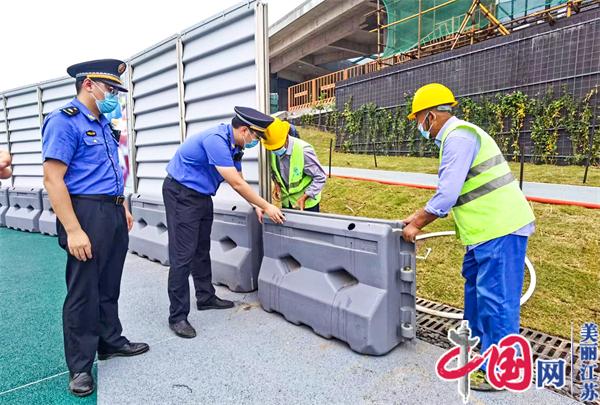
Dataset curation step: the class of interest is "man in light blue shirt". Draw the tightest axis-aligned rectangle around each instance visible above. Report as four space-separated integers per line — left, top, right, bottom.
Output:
403 83 535 391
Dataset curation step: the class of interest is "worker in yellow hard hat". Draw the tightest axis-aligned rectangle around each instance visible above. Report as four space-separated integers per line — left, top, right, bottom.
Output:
258 117 326 215
402 83 535 391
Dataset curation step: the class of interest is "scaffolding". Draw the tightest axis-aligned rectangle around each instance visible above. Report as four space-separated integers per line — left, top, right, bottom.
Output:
287 0 596 111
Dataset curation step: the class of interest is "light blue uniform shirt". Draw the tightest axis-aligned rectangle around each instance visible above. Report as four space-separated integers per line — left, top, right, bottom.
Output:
42 97 124 195
424 117 534 249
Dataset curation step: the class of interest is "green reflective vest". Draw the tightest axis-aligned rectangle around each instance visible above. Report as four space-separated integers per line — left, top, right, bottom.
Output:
271 138 321 209
439 120 535 245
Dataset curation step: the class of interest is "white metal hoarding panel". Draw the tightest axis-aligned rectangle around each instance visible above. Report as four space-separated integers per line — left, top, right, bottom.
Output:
40 78 75 119
5 86 42 188
129 38 180 195
182 2 262 201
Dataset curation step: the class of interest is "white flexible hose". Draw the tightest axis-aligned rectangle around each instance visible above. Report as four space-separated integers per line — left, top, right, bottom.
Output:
413 231 537 320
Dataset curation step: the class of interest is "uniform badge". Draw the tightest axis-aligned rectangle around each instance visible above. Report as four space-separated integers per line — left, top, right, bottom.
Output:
86 130 96 136
118 63 126 75
60 106 80 116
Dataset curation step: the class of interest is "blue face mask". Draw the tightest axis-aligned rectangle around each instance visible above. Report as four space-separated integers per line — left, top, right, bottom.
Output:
244 138 259 149
418 112 431 140
273 147 286 157
92 82 119 114
96 93 119 114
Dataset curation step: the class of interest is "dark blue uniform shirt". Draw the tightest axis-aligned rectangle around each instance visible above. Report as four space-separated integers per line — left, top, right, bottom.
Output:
166 124 242 196
42 98 124 195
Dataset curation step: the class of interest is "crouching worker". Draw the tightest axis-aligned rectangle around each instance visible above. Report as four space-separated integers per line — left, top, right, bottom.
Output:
163 106 285 339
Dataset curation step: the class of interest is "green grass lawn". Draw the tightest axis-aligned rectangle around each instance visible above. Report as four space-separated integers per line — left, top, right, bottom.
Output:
300 127 600 187
317 177 600 340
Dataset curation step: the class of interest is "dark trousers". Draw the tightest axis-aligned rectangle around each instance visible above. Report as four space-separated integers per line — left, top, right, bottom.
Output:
57 197 129 374
162 177 215 324
283 202 320 212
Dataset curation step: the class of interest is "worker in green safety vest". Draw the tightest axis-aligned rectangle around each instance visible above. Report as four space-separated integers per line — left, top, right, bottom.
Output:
402 83 535 392
258 118 326 213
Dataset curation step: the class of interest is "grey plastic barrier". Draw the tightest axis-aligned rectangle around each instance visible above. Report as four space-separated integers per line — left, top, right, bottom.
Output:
39 190 57 236
0 187 9 227
4 187 43 233
128 194 169 265
211 200 263 292
258 210 416 355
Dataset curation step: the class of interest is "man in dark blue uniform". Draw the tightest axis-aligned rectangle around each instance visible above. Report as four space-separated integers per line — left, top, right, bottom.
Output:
164 106 285 339
42 59 149 397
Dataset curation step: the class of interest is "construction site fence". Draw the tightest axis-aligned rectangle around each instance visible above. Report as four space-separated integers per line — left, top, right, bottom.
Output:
294 95 600 169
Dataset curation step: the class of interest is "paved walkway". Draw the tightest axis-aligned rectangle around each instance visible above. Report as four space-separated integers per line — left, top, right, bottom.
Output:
330 167 600 209
97 254 577 405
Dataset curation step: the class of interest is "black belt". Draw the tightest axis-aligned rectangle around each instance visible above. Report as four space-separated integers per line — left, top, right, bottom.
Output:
71 194 125 205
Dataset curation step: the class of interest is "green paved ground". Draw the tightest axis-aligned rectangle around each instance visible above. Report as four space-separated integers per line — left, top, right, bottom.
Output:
0 227 96 405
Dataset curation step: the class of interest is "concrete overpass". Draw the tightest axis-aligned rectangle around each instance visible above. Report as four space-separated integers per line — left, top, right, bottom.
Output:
269 0 379 110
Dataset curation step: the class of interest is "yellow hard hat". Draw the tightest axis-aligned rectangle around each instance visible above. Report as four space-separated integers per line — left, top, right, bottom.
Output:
407 83 458 120
262 118 290 151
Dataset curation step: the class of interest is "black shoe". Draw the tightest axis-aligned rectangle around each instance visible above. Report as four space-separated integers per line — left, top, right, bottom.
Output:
197 296 235 311
69 372 95 397
169 319 197 338
97 342 150 360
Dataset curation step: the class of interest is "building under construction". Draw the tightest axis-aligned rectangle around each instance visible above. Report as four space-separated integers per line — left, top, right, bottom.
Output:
275 0 599 112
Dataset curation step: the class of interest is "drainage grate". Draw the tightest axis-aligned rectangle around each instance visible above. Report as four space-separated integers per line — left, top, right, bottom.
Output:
416 297 600 404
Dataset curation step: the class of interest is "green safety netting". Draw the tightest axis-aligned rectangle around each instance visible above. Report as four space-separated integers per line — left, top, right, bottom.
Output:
382 0 569 57
496 0 568 21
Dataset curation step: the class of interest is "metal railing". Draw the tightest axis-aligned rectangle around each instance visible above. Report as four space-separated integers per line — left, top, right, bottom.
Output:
287 57 401 111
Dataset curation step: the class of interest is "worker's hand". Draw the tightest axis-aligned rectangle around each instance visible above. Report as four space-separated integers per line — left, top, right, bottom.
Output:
273 183 281 200
264 204 285 224
67 228 93 262
255 207 265 224
0 150 11 169
402 212 417 225
402 222 421 244
294 194 309 211
0 150 12 179
124 207 134 232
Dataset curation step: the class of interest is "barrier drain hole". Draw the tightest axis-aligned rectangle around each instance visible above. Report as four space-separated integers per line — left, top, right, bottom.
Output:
157 223 168 233
347 223 356 231
328 268 358 290
231 206 237 211
280 255 301 273
138 219 148 229
219 237 237 252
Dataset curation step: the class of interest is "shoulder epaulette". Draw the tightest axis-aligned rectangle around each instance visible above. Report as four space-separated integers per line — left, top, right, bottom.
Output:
60 106 80 117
